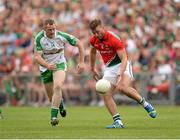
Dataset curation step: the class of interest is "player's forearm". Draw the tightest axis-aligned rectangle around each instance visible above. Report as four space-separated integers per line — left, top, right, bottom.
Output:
118 56 127 76
76 40 85 63
34 53 49 68
90 48 96 71
117 49 128 76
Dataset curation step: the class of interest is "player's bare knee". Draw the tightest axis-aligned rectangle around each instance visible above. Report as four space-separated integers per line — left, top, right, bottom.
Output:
54 84 62 92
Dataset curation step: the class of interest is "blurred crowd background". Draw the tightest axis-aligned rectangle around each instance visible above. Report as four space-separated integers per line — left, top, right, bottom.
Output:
0 0 180 107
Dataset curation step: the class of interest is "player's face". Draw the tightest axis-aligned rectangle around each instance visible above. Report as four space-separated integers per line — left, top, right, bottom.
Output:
44 24 56 39
92 25 105 40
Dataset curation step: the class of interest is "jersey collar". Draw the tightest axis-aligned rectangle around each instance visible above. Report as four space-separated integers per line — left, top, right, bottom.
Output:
101 31 108 41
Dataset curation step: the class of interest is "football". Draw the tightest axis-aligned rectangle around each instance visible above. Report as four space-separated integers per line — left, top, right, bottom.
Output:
95 79 111 93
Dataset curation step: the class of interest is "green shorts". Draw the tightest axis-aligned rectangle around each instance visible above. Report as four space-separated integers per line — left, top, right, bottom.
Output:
40 62 66 84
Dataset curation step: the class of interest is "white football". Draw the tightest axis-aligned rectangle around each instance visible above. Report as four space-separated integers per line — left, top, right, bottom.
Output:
95 79 111 93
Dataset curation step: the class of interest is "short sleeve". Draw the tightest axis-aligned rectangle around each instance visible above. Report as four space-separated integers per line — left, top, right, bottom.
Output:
34 37 43 51
34 31 44 52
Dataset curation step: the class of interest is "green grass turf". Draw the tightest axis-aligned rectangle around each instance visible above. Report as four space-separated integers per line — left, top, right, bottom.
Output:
0 106 180 139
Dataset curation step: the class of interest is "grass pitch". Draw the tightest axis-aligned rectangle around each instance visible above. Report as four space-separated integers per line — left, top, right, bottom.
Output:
0 106 180 139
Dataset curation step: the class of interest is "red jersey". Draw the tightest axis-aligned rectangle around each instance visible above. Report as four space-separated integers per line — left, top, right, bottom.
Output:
89 31 125 67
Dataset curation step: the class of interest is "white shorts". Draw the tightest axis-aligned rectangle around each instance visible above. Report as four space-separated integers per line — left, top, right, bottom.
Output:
103 61 134 85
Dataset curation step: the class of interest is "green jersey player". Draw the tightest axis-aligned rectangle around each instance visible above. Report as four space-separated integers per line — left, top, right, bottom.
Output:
34 19 85 126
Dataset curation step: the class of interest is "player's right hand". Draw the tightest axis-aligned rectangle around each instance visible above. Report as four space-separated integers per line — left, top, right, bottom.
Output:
47 64 57 71
76 62 85 74
91 69 100 81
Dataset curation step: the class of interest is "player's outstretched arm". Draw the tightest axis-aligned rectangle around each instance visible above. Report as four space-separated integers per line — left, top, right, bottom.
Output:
90 47 100 81
90 47 96 71
116 48 128 85
75 39 85 74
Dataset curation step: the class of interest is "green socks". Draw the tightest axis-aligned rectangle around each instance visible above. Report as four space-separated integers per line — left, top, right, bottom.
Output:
51 108 58 119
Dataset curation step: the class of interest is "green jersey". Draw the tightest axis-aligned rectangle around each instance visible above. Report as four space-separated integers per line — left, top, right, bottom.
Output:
34 30 77 72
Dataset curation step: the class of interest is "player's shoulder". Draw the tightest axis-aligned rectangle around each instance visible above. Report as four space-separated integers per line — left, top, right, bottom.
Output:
35 30 44 41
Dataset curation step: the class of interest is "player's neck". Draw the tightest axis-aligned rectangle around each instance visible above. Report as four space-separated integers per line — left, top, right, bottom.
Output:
44 31 55 39
99 31 106 41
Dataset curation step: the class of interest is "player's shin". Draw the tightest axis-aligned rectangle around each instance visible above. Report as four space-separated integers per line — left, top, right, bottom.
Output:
51 89 62 119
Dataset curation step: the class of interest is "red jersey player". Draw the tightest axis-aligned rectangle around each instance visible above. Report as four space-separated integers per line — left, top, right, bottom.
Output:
89 19 157 129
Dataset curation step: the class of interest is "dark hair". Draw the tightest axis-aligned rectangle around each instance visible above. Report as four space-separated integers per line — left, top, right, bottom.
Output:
89 19 102 30
43 19 55 26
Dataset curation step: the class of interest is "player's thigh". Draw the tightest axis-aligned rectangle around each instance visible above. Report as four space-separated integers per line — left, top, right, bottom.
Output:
40 70 54 99
53 70 66 87
120 74 132 88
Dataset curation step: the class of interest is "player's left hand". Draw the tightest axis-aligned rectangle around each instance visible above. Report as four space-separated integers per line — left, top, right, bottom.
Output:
76 62 85 74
